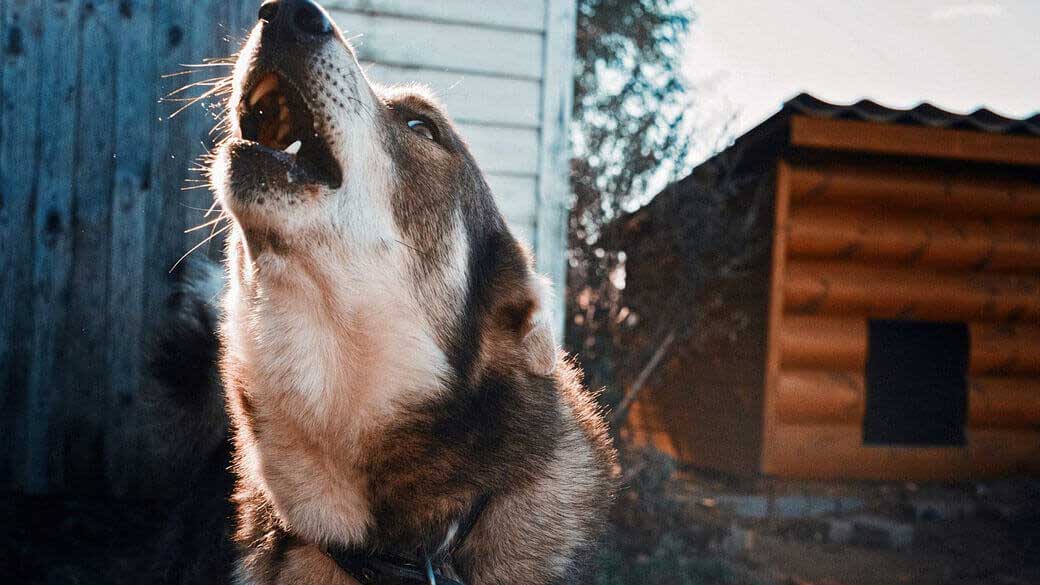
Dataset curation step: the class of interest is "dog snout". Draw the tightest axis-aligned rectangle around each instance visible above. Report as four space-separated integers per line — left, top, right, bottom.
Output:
258 0 334 42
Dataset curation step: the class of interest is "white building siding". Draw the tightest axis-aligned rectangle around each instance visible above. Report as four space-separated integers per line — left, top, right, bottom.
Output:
326 0 575 336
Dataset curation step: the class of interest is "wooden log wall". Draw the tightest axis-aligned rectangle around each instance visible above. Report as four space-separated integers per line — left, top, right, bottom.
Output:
1 0 257 496
762 158 1040 480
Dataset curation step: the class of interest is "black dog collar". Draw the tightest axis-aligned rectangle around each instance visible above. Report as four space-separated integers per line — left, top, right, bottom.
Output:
323 495 488 585
324 548 465 585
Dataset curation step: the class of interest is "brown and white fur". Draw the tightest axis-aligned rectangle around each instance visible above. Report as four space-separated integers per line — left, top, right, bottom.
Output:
157 1 621 584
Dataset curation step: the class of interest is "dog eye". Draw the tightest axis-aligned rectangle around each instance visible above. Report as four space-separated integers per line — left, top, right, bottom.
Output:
407 119 436 142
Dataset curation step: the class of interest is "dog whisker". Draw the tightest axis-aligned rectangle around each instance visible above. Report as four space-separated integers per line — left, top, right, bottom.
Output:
185 215 226 233
204 198 223 218
167 83 232 119
181 184 214 192
170 223 231 274
166 76 234 98
161 63 234 80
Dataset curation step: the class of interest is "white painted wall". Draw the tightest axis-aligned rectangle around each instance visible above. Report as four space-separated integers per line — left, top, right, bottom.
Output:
325 0 576 336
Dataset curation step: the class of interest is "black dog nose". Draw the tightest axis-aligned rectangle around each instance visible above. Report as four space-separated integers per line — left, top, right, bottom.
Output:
258 0 333 39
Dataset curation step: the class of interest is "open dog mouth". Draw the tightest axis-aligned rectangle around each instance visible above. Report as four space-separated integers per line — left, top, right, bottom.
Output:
236 71 343 188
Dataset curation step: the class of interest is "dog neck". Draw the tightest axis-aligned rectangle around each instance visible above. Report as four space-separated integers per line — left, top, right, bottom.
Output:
221 229 460 546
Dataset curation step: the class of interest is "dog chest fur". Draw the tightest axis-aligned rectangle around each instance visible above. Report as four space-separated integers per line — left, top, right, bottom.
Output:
224 234 457 546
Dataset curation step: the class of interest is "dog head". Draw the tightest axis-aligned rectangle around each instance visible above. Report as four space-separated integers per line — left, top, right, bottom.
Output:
211 0 556 389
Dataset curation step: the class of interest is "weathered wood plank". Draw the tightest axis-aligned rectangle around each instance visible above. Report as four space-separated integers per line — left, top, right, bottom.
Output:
136 0 228 496
181 0 229 252
0 0 8 491
510 219 536 250
487 173 538 227
23 0 82 494
534 0 577 338
146 1 205 323
329 10 544 79
460 123 540 176
105 0 158 497
364 63 541 128
64 0 118 493
487 172 538 248
325 0 546 32
213 0 256 267
133 0 205 495
229 0 258 51
0 0 40 493
0 0 4 144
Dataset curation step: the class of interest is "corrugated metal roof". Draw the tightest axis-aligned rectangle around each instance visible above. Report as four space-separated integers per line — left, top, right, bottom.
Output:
784 93 1040 136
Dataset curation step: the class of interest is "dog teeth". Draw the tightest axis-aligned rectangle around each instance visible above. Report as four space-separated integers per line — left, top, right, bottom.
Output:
284 140 302 155
249 74 279 106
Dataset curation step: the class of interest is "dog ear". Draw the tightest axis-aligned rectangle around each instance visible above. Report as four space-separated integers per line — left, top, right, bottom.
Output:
517 276 557 377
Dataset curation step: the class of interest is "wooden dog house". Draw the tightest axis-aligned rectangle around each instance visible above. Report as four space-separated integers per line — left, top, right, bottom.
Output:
614 95 1040 480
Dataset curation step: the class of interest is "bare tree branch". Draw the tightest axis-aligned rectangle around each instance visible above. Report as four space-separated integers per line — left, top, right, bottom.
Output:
611 328 677 427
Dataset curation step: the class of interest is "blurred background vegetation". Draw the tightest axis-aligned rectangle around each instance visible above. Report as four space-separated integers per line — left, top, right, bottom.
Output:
565 1 747 582
568 0 694 405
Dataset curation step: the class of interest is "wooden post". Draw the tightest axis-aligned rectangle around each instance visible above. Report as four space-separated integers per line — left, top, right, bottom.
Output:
23 0 82 494
104 0 160 497
760 162 793 474
535 0 577 341
0 0 43 493
65 0 118 493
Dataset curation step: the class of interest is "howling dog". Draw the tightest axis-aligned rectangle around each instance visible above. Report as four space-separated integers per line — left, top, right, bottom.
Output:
152 1 617 584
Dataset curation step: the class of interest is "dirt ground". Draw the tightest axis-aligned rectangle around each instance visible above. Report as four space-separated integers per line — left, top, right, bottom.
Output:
679 473 1040 585
3 476 1038 585
746 517 1040 585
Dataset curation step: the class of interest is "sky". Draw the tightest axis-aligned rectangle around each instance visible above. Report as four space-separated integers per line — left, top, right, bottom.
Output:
682 0 1040 160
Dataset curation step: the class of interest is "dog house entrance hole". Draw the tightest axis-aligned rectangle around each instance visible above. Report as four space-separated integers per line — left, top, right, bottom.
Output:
863 320 969 446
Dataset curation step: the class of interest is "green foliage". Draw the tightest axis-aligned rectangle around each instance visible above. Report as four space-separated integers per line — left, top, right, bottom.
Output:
572 0 695 218
568 3 735 581
567 0 695 397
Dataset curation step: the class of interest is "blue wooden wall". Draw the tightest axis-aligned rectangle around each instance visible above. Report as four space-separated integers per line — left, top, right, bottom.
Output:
1 0 257 496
